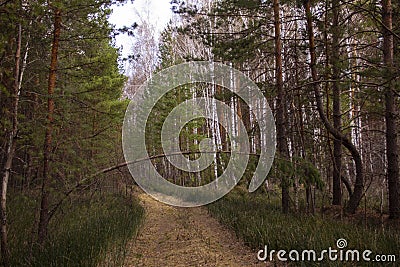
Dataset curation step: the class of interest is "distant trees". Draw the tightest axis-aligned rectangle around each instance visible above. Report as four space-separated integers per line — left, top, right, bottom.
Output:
124 6 159 97
148 0 399 216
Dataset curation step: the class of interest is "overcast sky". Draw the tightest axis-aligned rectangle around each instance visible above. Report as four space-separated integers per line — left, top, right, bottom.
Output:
109 0 173 58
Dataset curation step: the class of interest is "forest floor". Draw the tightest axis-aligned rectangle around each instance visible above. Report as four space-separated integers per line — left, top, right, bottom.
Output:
123 188 268 267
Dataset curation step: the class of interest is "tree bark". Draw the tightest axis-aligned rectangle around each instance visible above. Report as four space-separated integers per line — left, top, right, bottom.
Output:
0 22 22 267
382 0 400 219
273 0 290 213
38 9 62 244
303 0 363 214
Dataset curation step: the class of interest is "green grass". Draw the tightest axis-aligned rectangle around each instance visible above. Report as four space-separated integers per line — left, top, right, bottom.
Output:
208 190 399 266
6 191 144 266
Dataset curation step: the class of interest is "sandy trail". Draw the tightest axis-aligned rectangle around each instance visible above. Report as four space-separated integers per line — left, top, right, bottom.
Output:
124 190 267 267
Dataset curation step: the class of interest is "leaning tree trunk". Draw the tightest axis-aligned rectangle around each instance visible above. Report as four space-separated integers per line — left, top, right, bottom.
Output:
38 9 62 244
382 0 400 219
303 0 363 214
0 23 22 267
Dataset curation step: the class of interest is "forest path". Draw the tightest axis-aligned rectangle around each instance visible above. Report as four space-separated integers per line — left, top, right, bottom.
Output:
124 189 267 267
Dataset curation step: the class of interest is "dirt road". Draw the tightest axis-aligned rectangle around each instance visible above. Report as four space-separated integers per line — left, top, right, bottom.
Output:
124 191 267 267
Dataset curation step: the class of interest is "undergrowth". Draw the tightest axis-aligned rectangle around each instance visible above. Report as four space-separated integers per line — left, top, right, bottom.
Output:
6 191 144 266
208 190 399 266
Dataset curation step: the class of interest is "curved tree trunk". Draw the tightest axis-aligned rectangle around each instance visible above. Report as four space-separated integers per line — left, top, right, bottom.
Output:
303 0 363 214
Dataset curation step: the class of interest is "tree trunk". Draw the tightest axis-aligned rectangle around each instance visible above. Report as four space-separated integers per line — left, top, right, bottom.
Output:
216 85 227 151
0 23 22 267
382 0 400 219
331 0 342 206
38 9 62 244
303 0 363 214
273 0 290 213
